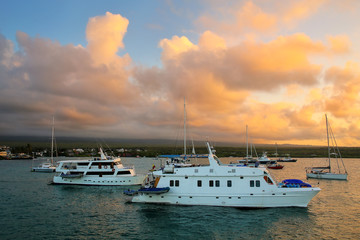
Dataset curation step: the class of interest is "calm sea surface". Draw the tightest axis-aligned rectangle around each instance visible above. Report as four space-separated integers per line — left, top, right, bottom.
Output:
0 157 359 240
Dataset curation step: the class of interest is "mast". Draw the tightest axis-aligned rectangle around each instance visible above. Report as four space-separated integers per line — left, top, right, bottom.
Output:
184 97 186 157
191 137 196 155
326 114 331 171
246 125 248 158
51 116 54 165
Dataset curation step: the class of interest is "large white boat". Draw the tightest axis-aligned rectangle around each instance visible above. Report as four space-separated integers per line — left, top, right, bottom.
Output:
127 143 320 208
306 114 348 180
52 148 145 185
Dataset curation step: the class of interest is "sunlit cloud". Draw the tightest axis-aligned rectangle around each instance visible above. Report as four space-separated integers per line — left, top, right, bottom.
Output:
86 12 129 66
0 5 360 146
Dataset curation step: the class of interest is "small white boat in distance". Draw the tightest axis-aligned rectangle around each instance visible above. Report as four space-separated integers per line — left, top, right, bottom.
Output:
306 114 348 180
52 148 145 186
32 117 56 172
278 154 297 162
258 152 274 164
128 142 320 208
32 161 56 172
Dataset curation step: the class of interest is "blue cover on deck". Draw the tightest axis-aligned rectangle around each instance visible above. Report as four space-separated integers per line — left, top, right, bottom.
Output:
281 179 312 187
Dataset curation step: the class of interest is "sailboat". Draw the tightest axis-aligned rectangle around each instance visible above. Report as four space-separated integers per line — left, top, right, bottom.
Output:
237 125 259 166
306 114 348 180
31 117 57 172
159 98 195 167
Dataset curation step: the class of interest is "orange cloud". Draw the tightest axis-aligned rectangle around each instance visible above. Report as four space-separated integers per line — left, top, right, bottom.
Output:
198 31 227 51
282 0 326 27
196 1 277 38
159 36 198 62
327 35 350 54
324 63 360 119
1 7 360 146
86 12 129 66
196 0 327 42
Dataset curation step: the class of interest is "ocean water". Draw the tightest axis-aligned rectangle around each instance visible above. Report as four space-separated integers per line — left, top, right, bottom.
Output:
0 157 359 240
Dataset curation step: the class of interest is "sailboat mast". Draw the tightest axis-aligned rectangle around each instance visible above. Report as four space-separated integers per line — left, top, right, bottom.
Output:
184 97 186 157
326 114 331 171
51 116 54 165
246 125 248 158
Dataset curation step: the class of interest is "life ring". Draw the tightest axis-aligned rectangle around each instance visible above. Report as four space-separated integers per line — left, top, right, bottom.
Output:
104 165 107 169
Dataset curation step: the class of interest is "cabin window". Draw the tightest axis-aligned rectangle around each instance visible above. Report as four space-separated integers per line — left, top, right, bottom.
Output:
175 180 180 187
263 176 274 184
197 180 202 187
195 169 198 173
250 180 254 187
77 162 89 166
232 169 236 173
227 180 232 187
240 176 244 179
170 180 174 187
209 180 214 187
256 180 260 187
210 169 214 173
87 172 114 175
215 180 220 187
117 171 131 175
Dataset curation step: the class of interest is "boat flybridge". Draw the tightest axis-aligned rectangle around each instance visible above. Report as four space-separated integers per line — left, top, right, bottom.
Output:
126 143 321 208
52 148 145 186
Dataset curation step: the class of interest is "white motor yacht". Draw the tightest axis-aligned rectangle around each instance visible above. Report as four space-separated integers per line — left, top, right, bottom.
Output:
52 148 145 186
127 143 320 208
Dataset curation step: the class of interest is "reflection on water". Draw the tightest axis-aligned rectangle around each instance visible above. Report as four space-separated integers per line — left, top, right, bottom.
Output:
0 158 359 239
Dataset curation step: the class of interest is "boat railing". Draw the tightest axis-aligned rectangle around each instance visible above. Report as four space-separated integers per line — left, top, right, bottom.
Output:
123 165 135 170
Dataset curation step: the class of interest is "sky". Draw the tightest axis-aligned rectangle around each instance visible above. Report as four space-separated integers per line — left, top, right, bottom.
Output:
1 0 360 146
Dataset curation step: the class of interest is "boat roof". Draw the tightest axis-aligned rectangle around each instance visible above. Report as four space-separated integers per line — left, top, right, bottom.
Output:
58 158 121 163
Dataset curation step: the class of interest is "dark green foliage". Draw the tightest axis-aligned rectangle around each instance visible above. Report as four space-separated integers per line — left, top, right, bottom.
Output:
2 140 360 158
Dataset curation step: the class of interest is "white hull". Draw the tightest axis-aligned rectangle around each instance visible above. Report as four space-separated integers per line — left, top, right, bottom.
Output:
32 167 56 173
131 188 320 208
306 172 347 180
53 174 145 186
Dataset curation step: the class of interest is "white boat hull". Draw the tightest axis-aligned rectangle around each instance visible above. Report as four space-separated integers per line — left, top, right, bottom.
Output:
306 172 347 180
131 188 321 208
32 167 56 173
53 174 145 186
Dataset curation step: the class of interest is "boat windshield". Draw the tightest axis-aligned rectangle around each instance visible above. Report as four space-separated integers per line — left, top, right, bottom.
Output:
213 155 224 165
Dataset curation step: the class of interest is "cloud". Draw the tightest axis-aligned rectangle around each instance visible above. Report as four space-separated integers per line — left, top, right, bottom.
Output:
159 35 198 62
0 8 359 146
324 62 360 119
86 12 129 66
154 32 325 92
281 0 326 28
196 0 327 41
0 12 143 137
327 35 350 54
